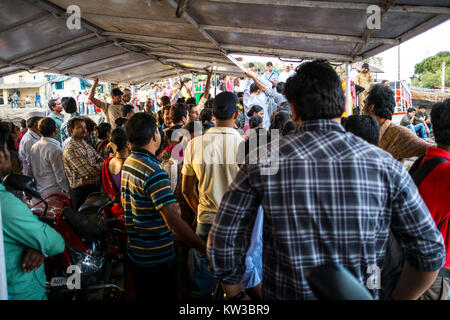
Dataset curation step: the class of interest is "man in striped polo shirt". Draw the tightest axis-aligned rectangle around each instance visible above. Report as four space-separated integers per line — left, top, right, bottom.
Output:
122 112 206 300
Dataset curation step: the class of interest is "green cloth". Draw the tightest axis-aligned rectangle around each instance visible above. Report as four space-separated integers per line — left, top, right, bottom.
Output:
49 112 65 143
1 184 65 300
400 115 413 127
195 84 203 104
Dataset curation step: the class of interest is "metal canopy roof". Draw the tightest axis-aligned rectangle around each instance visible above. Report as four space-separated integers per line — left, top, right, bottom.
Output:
0 0 448 84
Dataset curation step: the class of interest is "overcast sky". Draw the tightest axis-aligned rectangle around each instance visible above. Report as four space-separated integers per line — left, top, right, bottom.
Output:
234 19 449 83
376 19 450 82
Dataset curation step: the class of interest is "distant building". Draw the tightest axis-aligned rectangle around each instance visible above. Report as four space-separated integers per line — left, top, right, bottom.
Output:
0 71 108 106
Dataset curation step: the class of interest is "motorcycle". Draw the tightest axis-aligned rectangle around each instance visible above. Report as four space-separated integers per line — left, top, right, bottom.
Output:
2 172 126 300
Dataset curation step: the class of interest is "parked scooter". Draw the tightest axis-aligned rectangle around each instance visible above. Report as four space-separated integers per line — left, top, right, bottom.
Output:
2 172 126 300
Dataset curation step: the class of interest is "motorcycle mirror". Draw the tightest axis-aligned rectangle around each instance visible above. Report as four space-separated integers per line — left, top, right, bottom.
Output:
2 172 43 200
306 263 374 300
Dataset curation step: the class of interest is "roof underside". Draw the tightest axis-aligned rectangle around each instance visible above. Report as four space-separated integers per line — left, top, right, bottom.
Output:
0 0 448 84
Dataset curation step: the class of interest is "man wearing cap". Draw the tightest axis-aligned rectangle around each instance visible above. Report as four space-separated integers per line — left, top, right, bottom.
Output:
263 62 279 87
89 78 124 129
182 92 244 295
18 111 44 177
356 63 374 113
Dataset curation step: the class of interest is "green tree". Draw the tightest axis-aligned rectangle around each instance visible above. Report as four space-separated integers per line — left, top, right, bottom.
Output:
412 51 450 88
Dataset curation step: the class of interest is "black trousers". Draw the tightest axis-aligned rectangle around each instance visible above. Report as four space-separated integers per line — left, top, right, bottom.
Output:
71 184 98 210
130 260 177 300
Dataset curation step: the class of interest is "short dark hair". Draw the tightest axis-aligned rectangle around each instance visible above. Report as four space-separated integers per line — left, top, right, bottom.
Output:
48 98 57 111
83 117 97 133
431 98 450 146
61 97 77 114
419 105 427 110
276 82 285 94
111 127 128 152
0 121 11 156
366 84 396 120
407 108 416 113
170 104 189 124
125 112 158 147
122 104 134 117
249 115 263 129
281 120 296 136
20 119 26 129
96 122 112 140
249 83 259 94
266 61 273 66
111 88 123 97
186 97 197 106
38 118 57 137
26 116 42 129
270 110 291 131
160 95 171 107
68 117 85 130
342 115 380 145
200 108 214 123
6 122 19 152
284 60 345 121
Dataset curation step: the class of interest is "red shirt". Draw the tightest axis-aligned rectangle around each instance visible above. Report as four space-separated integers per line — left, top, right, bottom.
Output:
418 146 450 267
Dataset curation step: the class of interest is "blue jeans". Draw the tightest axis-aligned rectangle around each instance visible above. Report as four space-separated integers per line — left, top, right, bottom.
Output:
191 223 216 294
242 206 263 289
13 100 19 108
406 123 427 139
78 102 84 114
35 100 42 108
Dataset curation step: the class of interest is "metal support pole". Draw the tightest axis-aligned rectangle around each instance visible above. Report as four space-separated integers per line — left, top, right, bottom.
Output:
191 73 194 97
442 62 446 93
214 71 217 97
398 44 401 81
346 63 352 116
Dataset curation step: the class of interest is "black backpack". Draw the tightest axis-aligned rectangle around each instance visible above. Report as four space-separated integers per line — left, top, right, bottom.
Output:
380 155 449 299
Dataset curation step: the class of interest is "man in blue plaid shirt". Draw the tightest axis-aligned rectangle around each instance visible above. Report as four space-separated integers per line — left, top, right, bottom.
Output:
207 60 446 300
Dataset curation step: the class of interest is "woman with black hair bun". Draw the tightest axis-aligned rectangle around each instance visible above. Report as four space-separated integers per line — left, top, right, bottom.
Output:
95 122 112 159
243 105 264 133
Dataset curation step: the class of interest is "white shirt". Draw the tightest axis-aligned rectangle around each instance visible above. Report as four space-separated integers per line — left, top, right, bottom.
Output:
30 137 70 198
138 91 148 103
278 70 295 83
62 137 71 150
18 130 41 177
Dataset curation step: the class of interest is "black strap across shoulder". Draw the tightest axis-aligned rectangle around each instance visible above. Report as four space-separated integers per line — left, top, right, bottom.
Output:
409 156 448 187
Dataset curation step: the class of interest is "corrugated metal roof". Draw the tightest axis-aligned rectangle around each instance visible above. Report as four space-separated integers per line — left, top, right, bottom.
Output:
0 0 448 84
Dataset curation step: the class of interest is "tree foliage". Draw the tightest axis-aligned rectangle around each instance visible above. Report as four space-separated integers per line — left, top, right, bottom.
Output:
412 51 450 88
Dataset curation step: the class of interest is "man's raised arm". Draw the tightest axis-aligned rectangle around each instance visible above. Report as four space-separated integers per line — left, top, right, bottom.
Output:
88 78 105 109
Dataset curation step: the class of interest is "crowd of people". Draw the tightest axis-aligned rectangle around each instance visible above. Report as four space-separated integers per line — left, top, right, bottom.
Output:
0 59 449 301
